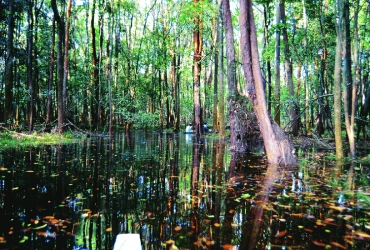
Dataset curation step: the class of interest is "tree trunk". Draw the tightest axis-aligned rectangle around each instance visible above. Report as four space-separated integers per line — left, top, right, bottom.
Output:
193 0 204 138
218 5 226 139
239 0 297 166
280 1 298 136
302 0 311 135
263 3 272 113
107 2 114 136
212 8 219 133
348 0 359 158
51 0 65 133
46 18 56 126
171 38 181 132
27 0 34 132
4 0 15 124
63 0 72 121
91 0 99 130
339 0 356 158
223 0 248 152
333 16 343 160
274 2 281 125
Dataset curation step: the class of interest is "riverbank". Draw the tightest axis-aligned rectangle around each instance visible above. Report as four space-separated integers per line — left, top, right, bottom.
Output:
0 130 83 149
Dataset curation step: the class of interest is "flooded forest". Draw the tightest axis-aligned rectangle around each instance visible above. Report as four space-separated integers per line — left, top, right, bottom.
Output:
1 0 370 249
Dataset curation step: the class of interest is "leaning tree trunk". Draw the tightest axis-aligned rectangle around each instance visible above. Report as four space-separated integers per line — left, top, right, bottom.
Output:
239 0 297 166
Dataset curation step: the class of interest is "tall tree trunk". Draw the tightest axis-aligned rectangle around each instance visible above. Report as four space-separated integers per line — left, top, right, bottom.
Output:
274 1 281 125
91 0 99 130
193 0 204 138
333 13 343 160
63 0 72 121
212 6 220 133
339 0 355 158
175 54 181 132
171 37 181 132
263 3 272 113
280 1 298 136
223 0 247 151
106 1 113 136
51 0 65 133
347 0 359 158
239 0 297 165
4 0 15 124
302 0 311 134
27 0 34 132
46 18 56 126
218 5 226 139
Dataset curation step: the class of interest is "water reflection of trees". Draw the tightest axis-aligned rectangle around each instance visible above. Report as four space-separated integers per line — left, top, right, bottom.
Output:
2 134 370 249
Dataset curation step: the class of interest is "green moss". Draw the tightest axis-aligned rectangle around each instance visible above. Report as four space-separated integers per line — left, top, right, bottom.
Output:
0 131 83 149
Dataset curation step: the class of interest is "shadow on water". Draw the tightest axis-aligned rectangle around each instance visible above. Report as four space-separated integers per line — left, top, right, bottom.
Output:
0 132 370 249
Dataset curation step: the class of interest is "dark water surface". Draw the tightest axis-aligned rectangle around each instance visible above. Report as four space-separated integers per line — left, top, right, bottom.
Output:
0 132 370 249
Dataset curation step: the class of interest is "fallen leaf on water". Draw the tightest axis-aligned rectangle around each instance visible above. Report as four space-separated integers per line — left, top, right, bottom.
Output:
330 241 346 249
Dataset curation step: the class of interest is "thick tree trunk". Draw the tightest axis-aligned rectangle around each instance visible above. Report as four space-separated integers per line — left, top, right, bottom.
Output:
239 0 297 166
193 0 204 138
51 0 65 133
223 0 248 151
4 0 15 124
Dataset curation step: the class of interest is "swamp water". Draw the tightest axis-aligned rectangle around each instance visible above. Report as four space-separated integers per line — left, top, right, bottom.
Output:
0 132 370 249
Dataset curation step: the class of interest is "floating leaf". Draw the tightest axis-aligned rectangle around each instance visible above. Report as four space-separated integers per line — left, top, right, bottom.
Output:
241 193 251 199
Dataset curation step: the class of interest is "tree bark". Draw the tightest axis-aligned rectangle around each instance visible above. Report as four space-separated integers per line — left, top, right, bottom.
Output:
193 0 204 138
212 8 219 133
91 0 99 130
51 0 65 133
280 1 298 136
63 0 72 120
46 18 56 126
27 0 34 132
339 0 356 158
218 5 226 139
223 0 248 151
274 2 281 125
4 0 15 124
333 17 343 160
239 0 297 166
